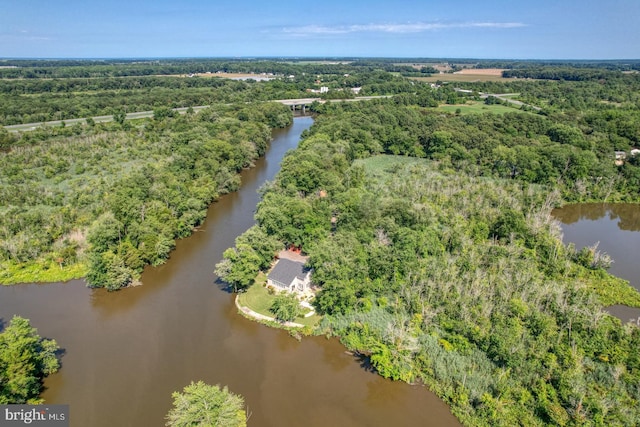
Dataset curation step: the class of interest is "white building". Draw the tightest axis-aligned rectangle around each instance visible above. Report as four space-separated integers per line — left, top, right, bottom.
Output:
267 259 311 293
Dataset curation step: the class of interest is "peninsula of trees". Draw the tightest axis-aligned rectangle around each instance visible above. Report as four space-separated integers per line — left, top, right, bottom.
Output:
218 61 640 426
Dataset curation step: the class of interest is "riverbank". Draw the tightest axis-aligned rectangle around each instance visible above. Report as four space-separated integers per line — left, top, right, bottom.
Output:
234 294 307 329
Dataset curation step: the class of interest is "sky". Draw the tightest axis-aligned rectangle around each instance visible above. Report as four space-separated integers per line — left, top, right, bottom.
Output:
1 0 639 59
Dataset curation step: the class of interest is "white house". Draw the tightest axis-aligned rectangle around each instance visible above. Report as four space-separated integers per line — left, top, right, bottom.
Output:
267 259 311 293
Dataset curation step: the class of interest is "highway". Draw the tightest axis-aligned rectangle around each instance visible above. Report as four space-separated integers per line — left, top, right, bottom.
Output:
4 97 389 133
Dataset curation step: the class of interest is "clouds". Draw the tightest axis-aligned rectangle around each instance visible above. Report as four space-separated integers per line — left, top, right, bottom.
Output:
0 30 52 42
279 21 527 37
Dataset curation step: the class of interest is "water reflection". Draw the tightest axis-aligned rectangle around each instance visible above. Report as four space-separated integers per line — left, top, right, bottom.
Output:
554 203 640 322
553 203 640 231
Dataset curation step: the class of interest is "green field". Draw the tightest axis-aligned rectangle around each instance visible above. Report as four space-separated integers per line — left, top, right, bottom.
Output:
438 101 524 115
354 154 429 179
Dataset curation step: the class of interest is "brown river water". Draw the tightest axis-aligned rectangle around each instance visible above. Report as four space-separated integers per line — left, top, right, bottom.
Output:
0 117 460 427
553 203 640 322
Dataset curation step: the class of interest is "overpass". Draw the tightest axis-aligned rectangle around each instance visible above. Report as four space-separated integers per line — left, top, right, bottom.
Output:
273 98 320 114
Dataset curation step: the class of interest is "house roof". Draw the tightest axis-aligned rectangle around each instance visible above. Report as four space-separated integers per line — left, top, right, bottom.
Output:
268 259 309 285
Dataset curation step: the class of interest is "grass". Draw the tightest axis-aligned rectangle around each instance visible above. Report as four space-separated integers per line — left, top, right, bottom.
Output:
579 268 640 308
237 273 322 328
355 154 429 178
437 101 524 115
0 260 88 285
238 273 273 315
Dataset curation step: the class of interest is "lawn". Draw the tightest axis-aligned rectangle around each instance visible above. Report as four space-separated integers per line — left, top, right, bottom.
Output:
237 273 272 315
237 273 322 328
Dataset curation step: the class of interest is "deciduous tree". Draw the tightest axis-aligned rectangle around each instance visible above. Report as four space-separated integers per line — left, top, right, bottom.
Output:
166 381 246 427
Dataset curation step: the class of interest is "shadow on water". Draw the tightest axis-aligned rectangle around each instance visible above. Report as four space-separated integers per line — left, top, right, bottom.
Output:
214 277 234 293
53 347 68 370
355 352 378 374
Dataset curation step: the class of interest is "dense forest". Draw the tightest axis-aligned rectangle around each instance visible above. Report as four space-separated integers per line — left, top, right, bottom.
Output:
0 67 412 126
219 66 640 426
0 101 292 288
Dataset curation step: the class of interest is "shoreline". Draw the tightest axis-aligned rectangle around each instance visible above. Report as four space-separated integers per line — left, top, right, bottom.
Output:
234 294 306 329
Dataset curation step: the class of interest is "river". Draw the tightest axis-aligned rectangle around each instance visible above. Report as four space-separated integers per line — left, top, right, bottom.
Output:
553 203 640 322
0 117 459 427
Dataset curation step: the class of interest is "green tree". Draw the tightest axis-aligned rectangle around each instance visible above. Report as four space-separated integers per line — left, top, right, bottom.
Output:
165 381 246 427
234 226 281 270
0 126 16 149
113 111 126 125
87 212 123 253
269 292 301 322
215 244 262 292
0 316 60 404
153 106 176 121
86 250 133 290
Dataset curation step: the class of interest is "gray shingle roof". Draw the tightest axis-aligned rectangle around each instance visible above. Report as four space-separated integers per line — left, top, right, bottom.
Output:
268 259 308 286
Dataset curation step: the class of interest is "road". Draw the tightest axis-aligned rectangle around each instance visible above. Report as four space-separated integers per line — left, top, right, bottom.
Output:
4 96 389 133
479 93 541 111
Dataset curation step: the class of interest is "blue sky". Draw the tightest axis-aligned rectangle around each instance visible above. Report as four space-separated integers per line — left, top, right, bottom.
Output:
1 0 639 59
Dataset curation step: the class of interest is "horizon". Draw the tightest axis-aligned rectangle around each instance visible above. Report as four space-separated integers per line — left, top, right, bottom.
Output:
2 0 639 60
2 56 640 62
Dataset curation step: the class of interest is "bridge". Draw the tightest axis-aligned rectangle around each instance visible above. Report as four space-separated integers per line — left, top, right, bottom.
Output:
273 98 320 114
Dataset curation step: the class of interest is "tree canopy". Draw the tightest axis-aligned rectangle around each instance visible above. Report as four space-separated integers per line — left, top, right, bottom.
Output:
0 316 60 404
165 381 246 427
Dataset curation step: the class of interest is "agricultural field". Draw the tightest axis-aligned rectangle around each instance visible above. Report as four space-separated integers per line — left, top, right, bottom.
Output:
412 73 512 83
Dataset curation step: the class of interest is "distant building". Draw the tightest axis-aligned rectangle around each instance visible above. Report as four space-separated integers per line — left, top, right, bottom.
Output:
351 87 362 94
267 259 311 293
308 86 330 94
631 149 640 157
